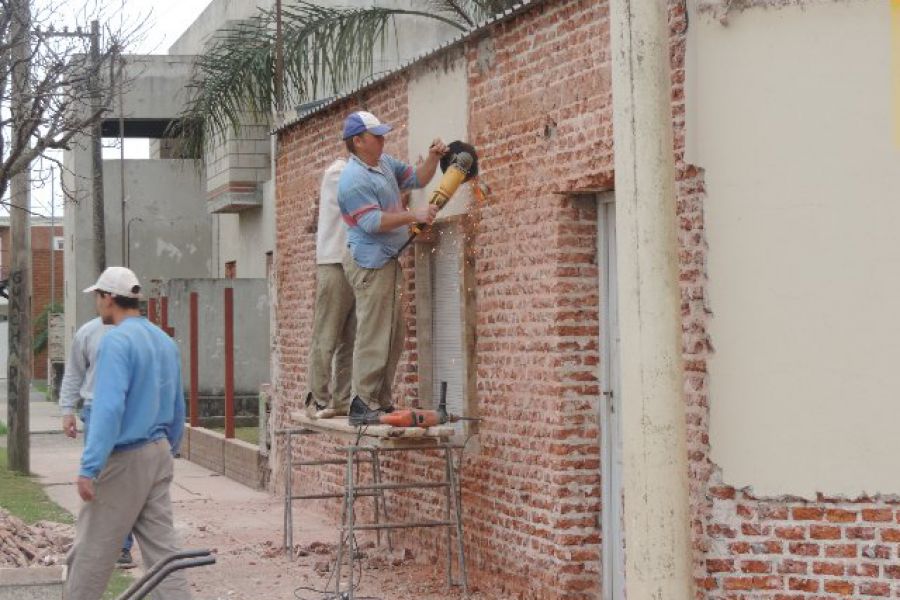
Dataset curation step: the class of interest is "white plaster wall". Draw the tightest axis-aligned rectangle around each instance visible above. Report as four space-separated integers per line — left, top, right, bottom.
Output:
407 53 473 219
686 0 900 497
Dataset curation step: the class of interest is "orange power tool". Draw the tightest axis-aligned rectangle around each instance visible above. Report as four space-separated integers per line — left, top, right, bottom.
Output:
370 382 478 428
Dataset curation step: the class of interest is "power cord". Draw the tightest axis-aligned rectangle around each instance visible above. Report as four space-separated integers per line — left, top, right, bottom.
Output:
293 425 379 600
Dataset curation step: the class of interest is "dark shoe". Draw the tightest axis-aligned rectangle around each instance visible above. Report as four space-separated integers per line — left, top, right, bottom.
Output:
303 392 328 420
348 396 386 426
116 549 136 569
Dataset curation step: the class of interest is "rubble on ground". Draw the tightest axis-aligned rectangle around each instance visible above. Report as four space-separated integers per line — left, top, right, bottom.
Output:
0 508 73 567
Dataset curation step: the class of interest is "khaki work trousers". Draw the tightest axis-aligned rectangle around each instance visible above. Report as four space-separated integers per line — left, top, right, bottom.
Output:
65 439 190 600
342 251 405 409
306 263 356 413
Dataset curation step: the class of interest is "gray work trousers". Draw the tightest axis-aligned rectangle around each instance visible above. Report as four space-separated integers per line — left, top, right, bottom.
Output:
306 263 356 413
64 439 190 600
342 251 405 410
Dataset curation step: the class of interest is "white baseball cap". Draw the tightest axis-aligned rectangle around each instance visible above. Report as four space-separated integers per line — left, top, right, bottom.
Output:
83 266 143 299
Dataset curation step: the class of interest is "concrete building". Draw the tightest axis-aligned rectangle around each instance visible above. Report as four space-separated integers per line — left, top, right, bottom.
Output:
62 0 469 437
62 55 213 341
0 217 64 380
271 0 900 597
167 0 461 281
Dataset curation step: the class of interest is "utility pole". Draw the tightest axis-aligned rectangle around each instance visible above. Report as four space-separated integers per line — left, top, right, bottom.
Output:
118 53 126 265
50 165 56 307
89 19 105 276
609 0 693 598
274 0 284 115
7 0 33 474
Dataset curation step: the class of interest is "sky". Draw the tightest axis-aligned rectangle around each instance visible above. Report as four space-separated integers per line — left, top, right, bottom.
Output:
19 0 212 219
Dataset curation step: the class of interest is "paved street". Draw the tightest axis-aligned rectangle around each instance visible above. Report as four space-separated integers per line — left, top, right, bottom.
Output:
0 384 479 599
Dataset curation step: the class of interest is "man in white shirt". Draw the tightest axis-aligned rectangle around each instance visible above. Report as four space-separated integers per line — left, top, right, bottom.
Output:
59 316 136 568
304 158 356 418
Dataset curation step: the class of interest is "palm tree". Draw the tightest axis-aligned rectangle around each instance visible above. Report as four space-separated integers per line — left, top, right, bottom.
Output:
172 0 520 158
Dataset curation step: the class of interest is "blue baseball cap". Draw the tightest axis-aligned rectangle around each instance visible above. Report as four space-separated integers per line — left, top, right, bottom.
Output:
342 111 393 140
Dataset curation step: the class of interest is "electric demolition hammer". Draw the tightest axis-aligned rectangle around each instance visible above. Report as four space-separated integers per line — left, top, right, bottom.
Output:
364 382 479 428
395 141 478 256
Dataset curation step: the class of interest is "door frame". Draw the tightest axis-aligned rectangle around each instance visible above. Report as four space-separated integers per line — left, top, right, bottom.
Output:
597 194 624 600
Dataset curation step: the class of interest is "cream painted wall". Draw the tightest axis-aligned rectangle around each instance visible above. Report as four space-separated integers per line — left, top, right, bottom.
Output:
686 0 900 497
407 54 474 219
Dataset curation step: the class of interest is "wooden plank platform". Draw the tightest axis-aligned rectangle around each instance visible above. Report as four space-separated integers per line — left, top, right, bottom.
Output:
289 412 455 443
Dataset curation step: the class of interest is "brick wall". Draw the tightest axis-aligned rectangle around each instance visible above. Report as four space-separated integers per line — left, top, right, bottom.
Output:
0 225 64 380
275 2 611 597
274 1 898 598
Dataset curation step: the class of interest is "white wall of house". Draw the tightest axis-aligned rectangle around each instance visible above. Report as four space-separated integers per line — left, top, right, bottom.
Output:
407 51 473 218
686 0 900 497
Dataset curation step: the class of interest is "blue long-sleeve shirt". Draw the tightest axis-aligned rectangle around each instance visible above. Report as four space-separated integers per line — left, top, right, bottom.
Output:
337 153 421 268
79 316 185 479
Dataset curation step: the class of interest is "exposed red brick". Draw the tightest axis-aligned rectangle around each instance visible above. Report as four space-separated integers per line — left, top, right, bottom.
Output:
759 506 790 520
724 577 753 591
846 526 876 540
741 559 771 574
788 542 819 557
824 580 855 596
881 528 900 542
709 486 735 500
788 577 818 592
792 507 825 521
809 524 841 540
777 559 808 575
775 526 805 540
858 582 891 597
742 523 770 536
862 508 893 522
851 563 882 578
706 559 734 573
825 509 857 523
812 561 844 576
824 544 857 558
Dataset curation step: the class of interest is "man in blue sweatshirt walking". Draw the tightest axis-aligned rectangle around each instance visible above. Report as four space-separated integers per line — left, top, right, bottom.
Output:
64 267 190 600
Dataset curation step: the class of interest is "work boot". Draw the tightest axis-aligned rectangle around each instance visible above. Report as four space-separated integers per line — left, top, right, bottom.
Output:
303 392 328 420
348 396 386 426
116 549 135 569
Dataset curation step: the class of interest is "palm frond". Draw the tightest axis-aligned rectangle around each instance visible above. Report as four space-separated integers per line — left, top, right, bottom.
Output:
171 0 523 159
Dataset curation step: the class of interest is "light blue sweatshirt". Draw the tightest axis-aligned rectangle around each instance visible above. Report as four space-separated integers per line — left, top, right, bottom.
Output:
79 316 185 479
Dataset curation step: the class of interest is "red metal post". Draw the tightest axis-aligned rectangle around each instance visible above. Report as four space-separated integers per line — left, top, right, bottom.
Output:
148 297 158 325
160 296 174 337
189 292 199 428
224 287 235 439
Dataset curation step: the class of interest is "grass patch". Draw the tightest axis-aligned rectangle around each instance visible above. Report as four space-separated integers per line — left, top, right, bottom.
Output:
0 420 7 435
211 425 259 445
102 569 134 600
0 448 133 599
0 447 73 524
32 380 48 395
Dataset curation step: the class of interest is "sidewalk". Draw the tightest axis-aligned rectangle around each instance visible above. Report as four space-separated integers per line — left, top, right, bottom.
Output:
0 386 479 600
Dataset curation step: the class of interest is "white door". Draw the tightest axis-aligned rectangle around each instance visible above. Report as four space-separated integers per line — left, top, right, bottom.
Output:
598 195 624 600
